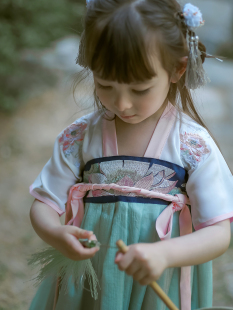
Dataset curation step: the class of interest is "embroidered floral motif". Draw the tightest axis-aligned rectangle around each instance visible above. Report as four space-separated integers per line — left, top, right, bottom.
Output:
58 120 87 169
59 122 87 153
84 160 181 198
180 132 210 170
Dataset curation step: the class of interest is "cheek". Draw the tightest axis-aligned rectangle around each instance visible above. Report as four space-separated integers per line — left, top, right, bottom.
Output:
135 87 168 114
134 96 157 114
96 89 111 106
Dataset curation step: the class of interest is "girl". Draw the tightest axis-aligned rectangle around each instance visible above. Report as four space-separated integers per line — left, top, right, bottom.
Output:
29 0 233 309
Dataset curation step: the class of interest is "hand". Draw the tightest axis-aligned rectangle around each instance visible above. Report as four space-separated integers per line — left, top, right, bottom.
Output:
114 242 168 286
50 225 100 261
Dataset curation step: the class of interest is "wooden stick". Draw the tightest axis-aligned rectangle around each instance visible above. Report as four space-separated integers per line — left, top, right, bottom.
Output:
116 240 179 310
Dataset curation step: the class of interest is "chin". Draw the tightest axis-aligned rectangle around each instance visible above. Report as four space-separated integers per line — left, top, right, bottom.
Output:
121 117 143 124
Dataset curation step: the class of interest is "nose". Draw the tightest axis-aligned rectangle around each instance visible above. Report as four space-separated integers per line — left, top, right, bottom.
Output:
114 94 132 112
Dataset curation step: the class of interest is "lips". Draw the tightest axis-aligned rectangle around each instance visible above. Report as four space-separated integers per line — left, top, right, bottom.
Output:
120 114 136 119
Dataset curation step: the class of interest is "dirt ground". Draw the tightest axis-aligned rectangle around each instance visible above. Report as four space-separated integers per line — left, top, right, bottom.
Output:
0 75 233 309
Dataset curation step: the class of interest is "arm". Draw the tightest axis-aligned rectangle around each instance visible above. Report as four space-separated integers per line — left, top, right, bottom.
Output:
30 199 99 260
115 219 231 285
163 219 231 268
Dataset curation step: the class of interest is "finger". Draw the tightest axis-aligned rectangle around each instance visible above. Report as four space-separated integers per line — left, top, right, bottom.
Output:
73 242 100 260
68 233 99 258
138 275 155 286
133 268 148 283
70 226 93 239
116 251 134 271
125 259 141 276
114 252 123 263
89 234 97 241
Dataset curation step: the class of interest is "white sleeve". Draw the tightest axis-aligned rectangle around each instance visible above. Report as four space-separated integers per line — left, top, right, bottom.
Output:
181 130 233 230
29 118 88 215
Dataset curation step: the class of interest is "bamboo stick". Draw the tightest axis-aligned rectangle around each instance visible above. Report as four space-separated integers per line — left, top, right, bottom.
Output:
116 240 179 310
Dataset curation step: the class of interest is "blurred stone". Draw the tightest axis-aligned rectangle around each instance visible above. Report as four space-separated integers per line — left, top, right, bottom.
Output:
193 86 227 121
0 145 11 159
21 35 82 73
204 60 233 89
41 36 82 72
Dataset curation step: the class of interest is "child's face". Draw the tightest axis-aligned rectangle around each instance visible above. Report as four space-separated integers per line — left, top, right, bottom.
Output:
93 55 171 124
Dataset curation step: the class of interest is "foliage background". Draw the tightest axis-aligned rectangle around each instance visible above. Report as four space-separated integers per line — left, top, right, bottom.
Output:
0 0 84 113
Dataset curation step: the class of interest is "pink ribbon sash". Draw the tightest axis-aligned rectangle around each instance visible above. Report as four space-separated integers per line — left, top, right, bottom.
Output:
66 183 192 310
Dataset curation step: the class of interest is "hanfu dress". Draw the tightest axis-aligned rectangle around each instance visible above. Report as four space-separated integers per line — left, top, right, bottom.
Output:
29 102 233 310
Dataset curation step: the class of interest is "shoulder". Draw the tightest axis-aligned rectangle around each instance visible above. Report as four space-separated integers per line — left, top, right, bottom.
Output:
177 112 212 171
58 110 104 158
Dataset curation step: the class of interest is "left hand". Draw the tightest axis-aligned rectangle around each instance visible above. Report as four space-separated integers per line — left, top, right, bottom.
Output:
114 242 168 286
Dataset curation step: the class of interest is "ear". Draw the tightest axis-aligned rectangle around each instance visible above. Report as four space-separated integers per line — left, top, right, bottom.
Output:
170 56 188 83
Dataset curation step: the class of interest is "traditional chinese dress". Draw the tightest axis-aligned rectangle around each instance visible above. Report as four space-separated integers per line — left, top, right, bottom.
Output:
29 102 233 310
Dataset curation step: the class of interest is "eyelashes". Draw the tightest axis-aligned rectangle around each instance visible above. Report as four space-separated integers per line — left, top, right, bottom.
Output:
96 83 151 95
97 83 112 90
132 89 150 95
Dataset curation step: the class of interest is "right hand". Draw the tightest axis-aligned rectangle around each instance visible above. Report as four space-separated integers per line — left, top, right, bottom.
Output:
50 225 100 261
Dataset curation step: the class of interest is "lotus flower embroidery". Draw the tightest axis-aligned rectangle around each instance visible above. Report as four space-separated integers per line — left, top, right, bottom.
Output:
59 121 87 154
180 132 210 170
84 160 178 197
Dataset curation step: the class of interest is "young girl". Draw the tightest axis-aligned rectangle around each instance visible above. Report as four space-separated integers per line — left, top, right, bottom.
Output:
29 0 233 309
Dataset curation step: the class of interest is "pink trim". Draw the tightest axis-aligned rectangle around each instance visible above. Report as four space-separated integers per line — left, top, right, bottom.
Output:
65 182 190 225
102 113 118 157
194 212 233 231
66 183 190 226
179 206 192 310
29 185 65 216
155 194 190 240
102 102 176 159
68 183 190 203
144 102 176 159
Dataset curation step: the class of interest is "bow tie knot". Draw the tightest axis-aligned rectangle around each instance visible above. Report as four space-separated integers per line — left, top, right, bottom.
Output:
172 202 183 212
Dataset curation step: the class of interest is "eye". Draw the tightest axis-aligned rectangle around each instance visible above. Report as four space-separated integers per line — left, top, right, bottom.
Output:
132 88 150 95
97 83 112 90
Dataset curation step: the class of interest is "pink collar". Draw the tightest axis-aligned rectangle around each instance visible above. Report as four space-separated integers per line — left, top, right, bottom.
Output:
102 102 177 159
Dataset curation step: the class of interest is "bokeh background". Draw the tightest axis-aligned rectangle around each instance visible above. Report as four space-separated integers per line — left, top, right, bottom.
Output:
0 0 233 309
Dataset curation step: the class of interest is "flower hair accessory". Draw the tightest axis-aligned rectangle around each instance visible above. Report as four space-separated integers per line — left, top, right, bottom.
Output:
183 3 204 29
181 3 210 90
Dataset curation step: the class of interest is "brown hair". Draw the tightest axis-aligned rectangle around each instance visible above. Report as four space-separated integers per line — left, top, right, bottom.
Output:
75 0 209 129
73 0 232 172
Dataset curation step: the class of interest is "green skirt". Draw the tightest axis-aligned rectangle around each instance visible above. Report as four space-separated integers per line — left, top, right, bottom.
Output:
29 201 212 310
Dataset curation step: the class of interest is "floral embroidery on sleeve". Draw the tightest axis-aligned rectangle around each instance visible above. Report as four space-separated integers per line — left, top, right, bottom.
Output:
59 121 87 167
180 132 210 170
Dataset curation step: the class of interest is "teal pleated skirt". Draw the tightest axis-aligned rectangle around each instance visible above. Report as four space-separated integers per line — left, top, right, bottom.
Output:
29 201 212 310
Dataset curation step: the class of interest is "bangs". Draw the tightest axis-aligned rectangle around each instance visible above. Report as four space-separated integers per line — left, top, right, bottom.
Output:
85 3 157 83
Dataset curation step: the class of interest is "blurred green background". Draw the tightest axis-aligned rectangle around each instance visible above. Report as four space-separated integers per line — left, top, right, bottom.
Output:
0 0 233 309
0 0 84 113
0 0 233 114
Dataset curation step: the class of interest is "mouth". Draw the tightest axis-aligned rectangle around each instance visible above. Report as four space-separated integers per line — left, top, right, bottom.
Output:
120 114 136 119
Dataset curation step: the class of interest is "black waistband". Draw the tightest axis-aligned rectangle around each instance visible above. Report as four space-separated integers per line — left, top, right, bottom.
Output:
84 195 170 205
